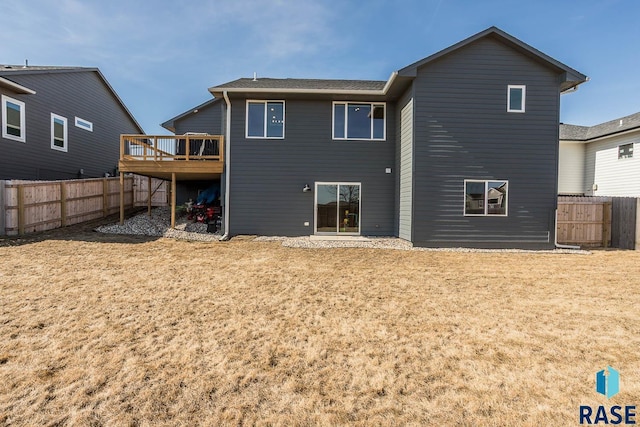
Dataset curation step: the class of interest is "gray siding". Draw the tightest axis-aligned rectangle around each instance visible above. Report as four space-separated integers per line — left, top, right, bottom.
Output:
174 100 224 135
0 71 140 180
228 97 396 236
411 37 561 249
397 91 413 241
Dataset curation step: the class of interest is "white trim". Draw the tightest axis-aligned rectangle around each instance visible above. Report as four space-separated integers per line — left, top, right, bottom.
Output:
332 101 386 141
463 179 509 217
74 116 93 132
1 94 26 142
50 113 68 152
245 99 285 139
213 87 386 96
507 85 526 113
314 181 362 235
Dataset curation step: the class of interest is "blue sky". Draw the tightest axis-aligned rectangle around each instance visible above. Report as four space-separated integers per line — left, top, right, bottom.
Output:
2 0 639 134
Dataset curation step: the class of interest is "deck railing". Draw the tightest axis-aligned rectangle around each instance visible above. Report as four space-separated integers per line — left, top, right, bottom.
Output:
120 134 224 162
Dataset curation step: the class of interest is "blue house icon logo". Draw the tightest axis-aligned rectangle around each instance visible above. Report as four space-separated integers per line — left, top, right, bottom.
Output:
596 366 620 398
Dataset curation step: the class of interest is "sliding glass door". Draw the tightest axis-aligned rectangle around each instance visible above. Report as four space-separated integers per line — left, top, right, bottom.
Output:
315 183 361 235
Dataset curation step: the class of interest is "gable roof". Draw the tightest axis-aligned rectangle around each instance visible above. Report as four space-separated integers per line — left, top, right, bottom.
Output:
208 27 587 98
0 65 144 133
161 98 223 133
560 112 640 141
398 26 587 92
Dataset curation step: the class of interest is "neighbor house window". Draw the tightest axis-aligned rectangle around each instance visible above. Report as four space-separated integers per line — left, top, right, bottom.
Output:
2 94 26 142
618 143 633 159
51 113 68 152
464 180 508 216
74 116 93 132
507 85 526 113
246 100 284 138
333 102 385 140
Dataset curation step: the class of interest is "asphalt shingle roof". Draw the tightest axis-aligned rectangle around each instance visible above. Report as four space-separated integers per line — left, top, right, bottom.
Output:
561 111 640 141
211 77 387 91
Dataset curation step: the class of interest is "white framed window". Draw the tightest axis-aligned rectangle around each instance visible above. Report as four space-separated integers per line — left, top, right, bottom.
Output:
507 85 526 113
74 116 93 132
1 94 26 142
618 143 633 159
246 100 285 139
51 113 68 152
464 180 508 216
333 102 385 140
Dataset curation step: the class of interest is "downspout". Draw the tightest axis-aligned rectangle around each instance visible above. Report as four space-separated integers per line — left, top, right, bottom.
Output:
554 209 580 249
219 91 231 241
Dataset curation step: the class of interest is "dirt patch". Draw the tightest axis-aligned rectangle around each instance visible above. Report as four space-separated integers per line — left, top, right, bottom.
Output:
0 234 639 425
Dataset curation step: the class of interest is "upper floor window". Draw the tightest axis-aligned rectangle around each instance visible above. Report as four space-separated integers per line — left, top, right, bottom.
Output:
507 85 526 113
246 100 284 138
51 113 68 152
618 143 633 159
333 102 385 140
75 116 93 132
1 94 26 142
464 180 508 216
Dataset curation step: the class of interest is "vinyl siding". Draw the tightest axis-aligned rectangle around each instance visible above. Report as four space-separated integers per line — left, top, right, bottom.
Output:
228 97 396 236
411 37 561 249
585 132 640 197
173 100 224 135
398 91 413 241
0 71 140 180
558 141 586 195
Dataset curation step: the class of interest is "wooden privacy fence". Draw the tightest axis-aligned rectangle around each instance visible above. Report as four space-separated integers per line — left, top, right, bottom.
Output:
1 175 168 236
557 196 639 249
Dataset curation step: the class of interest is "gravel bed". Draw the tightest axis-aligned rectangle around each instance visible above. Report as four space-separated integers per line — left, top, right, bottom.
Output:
96 207 222 242
97 208 589 253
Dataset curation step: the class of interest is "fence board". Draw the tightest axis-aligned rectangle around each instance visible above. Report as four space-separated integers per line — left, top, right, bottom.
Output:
557 196 611 247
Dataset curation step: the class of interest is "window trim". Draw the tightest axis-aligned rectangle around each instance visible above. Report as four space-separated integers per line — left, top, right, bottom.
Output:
332 101 386 141
463 179 509 217
245 100 285 139
618 142 634 159
1 94 26 142
50 113 68 152
74 116 93 132
507 85 526 113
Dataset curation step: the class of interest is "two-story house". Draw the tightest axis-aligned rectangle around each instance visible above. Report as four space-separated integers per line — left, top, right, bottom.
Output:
123 27 587 249
0 65 143 180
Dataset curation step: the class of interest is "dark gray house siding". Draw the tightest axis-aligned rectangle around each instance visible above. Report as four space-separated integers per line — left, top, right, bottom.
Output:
173 100 224 136
410 37 561 248
0 70 141 180
228 97 396 236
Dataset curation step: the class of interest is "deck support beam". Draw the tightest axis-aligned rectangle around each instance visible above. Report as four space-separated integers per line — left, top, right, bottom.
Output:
119 172 125 225
148 176 152 217
170 172 176 228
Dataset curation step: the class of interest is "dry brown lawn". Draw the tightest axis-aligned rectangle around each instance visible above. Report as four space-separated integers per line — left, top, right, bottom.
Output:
1 230 639 426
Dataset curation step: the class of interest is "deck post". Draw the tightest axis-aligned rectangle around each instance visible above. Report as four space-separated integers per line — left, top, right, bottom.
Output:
171 172 176 228
119 172 125 225
148 176 152 216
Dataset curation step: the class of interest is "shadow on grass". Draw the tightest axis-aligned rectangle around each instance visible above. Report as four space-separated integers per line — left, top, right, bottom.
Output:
0 209 162 247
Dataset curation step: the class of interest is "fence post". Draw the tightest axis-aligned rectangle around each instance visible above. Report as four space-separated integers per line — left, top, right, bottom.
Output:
60 182 67 227
602 202 611 248
103 178 108 217
120 173 125 225
17 184 24 235
0 180 5 236
636 199 640 251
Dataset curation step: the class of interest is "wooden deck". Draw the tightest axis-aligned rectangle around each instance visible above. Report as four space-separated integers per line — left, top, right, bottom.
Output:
118 134 225 227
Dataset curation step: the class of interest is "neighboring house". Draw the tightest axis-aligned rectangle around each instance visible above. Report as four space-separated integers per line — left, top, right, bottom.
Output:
559 112 640 197
0 65 143 180
130 26 586 249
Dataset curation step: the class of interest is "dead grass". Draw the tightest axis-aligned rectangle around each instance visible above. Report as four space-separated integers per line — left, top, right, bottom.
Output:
1 234 639 426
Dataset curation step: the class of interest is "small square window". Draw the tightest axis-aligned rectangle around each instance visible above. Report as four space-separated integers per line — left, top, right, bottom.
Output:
246 100 284 139
464 180 508 216
507 85 526 113
618 143 633 159
2 94 26 142
51 113 68 152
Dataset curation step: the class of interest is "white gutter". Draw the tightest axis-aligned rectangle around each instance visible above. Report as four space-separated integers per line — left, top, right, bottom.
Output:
554 209 581 249
0 76 36 94
219 90 232 241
